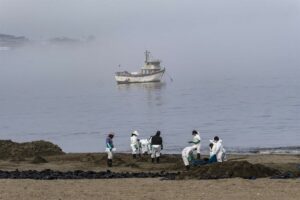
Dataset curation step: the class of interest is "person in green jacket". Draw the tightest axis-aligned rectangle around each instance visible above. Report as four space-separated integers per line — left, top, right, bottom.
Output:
105 132 115 167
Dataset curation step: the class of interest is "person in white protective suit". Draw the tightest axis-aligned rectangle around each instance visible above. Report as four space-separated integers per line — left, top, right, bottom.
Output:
130 130 139 159
181 146 197 170
188 130 201 159
139 138 150 154
210 136 227 162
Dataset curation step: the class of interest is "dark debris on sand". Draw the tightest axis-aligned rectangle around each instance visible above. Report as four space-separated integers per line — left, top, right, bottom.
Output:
0 169 179 180
0 160 298 180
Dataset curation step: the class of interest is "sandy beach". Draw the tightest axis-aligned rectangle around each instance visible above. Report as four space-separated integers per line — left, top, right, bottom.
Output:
0 140 299 199
0 151 299 200
0 178 299 200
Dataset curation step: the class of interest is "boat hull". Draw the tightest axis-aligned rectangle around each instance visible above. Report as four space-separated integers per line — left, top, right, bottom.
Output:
115 69 165 84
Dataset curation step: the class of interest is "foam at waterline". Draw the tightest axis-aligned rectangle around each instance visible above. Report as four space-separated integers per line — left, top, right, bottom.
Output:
226 146 300 155
162 146 300 155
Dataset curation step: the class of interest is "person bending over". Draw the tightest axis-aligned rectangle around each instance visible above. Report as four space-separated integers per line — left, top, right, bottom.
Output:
182 146 197 170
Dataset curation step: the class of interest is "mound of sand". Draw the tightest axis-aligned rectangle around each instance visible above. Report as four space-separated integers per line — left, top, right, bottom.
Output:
177 161 280 179
31 155 48 164
0 140 64 160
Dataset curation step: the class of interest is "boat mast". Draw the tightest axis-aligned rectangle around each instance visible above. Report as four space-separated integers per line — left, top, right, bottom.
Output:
145 50 150 63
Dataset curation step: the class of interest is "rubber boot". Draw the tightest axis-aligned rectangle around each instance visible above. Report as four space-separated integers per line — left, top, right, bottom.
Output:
133 154 136 159
107 159 112 167
151 158 155 163
156 157 160 163
185 165 190 171
197 153 201 159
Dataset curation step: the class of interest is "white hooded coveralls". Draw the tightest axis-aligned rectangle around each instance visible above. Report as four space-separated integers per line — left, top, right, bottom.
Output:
130 135 139 154
181 146 196 166
192 134 201 154
139 139 150 154
211 139 225 162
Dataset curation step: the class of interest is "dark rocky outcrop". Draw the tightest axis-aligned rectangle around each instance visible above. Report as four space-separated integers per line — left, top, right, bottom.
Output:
0 140 64 160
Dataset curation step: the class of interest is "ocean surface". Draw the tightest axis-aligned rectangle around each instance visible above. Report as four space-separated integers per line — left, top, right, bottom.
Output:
0 46 300 154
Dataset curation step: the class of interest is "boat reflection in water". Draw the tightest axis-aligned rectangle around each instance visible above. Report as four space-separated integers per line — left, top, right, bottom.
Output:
116 82 166 108
116 81 166 91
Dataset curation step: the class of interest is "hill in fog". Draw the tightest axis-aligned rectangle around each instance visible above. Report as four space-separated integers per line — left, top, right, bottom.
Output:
0 33 29 48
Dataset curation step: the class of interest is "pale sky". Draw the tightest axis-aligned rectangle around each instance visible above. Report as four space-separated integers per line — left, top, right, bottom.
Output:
1 0 299 39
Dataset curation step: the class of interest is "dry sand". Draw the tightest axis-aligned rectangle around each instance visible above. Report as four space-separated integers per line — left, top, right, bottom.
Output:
0 178 299 200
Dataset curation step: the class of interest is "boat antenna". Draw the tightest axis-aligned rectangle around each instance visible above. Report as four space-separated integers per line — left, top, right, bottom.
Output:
145 50 149 63
165 71 174 82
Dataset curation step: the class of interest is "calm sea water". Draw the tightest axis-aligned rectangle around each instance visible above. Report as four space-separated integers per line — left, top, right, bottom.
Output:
0 46 300 154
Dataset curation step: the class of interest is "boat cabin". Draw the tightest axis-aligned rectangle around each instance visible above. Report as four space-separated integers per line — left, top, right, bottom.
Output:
141 51 162 75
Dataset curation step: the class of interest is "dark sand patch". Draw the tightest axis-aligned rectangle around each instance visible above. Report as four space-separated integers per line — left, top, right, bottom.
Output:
178 161 281 179
31 156 48 164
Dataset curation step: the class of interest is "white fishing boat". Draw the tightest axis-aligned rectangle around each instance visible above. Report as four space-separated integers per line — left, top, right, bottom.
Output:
115 51 165 84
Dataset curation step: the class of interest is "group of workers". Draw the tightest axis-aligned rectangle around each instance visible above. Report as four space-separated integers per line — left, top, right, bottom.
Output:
130 130 163 163
181 133 226 170
105 130 226 169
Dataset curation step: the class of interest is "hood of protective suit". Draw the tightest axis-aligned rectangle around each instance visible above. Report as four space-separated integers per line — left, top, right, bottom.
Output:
108 132 115 137
210 139 222 143
132 130 139 136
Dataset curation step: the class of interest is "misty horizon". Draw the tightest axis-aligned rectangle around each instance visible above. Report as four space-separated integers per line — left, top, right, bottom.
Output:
1 0 299 71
